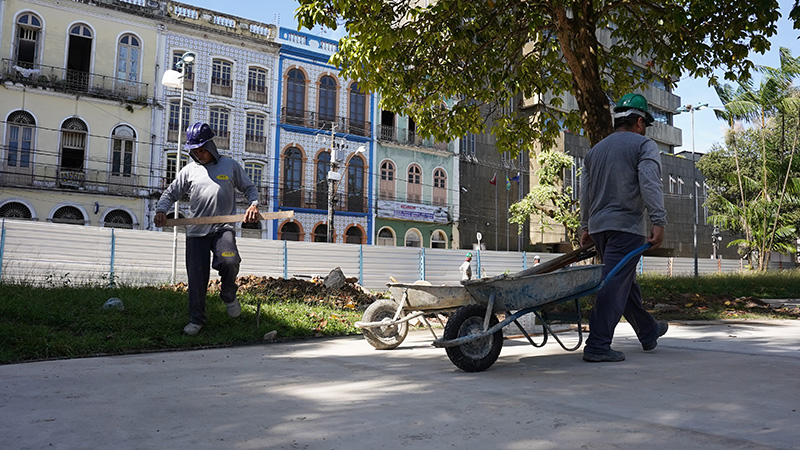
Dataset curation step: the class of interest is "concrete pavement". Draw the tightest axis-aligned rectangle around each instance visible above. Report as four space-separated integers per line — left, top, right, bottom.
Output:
2 320 799 449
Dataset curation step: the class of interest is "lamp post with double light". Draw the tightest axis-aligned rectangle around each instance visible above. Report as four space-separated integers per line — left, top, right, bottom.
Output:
676 102 707 277
160 51 195 284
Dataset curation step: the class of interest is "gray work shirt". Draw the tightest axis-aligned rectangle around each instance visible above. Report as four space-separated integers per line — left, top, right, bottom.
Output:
156 156 258 237
579 130 667 236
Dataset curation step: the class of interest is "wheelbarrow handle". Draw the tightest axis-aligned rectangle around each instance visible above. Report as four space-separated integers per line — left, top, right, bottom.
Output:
599 243 652 288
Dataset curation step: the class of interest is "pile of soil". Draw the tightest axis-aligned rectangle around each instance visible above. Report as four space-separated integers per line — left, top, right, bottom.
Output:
170 275 383 310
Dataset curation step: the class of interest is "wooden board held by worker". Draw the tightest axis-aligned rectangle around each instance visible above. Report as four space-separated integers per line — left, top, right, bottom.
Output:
163 210 294 226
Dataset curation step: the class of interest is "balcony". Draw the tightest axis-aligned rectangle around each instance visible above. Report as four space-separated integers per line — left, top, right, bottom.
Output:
1 59 150 104
1 161 151 197
245 134 267 153
278 184 366 213
280 107 372 138
378 124 450 151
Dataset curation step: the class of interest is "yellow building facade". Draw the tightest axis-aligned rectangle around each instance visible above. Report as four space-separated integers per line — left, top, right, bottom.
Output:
0 0 160 228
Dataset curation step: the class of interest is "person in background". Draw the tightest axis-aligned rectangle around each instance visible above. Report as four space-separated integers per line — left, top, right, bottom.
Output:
459 252 473 282
154 122 260 336
533 255 541 266
579 93 669 362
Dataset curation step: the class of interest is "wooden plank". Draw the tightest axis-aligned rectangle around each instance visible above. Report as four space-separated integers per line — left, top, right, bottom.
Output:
511 243 596 278
163 210 294 226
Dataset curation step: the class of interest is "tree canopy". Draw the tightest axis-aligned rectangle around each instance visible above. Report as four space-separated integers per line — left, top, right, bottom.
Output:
297 0 788 154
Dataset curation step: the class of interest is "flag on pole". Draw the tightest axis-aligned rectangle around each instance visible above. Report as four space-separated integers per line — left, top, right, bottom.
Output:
489 172 496 185
511 172 520 182
505 174 511 190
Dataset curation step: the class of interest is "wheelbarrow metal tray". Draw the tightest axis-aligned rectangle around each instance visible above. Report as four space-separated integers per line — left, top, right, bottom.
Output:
387 283 475 311
463 265 603 311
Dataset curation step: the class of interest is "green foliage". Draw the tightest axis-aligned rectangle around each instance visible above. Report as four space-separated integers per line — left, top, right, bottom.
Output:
701 47 800 269
509 150 580 245
297 0 782 153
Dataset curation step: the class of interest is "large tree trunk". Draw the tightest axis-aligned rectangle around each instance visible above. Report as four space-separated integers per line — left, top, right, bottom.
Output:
552 3 613 146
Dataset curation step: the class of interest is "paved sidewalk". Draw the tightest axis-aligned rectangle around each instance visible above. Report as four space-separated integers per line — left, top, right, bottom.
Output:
2 320 799 449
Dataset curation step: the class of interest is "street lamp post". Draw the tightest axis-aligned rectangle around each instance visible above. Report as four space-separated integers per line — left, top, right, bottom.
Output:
160 51 195 284
676 102 708 277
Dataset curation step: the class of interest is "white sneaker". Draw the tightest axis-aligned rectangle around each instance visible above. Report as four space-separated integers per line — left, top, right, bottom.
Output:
226 300 241 318
183 323 202 336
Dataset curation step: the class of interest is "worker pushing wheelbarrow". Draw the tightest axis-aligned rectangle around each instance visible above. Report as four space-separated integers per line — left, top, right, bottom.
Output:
433 244 651 372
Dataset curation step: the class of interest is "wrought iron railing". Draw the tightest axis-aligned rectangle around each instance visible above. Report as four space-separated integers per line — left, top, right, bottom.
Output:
280 107 372 138
1 59 150 104
277 185 367 213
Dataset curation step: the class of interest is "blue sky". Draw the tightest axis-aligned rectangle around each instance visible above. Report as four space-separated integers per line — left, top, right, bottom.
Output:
190 0 798 154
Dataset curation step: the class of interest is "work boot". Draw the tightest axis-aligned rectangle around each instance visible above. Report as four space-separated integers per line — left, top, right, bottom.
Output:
583 348 625 362
226 300 241 318
642 320 669 351
183 323 202 336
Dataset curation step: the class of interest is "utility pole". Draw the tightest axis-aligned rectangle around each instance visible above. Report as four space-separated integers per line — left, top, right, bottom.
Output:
327 123 341 243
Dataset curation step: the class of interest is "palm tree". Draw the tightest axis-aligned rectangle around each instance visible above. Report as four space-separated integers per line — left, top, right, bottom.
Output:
713 47 800 270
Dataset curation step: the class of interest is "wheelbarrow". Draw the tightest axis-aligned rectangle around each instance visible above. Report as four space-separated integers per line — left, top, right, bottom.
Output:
433 243 650 372
355 282 475 349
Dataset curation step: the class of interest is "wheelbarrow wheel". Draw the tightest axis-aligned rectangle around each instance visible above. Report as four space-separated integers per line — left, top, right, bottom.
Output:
444 304 503 372
361 299 408 350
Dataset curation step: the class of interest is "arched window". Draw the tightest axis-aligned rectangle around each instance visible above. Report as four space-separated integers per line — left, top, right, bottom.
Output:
407 164 422 203
286 69 306 125
316 151 331 210
117 34 140 83
431 230 448 249
67 24 93 91
15 13 42 68
209 106 230 149
160 210 186 233
283 147 303 207
5 111 35 175
59 118 87 188
379 160 395 200
0 201 33 219
347 155 365 212
280 222 301 241
433 168 447 206
313 224 328 242
345 226 363 244
247 66 268 103
52 205 85 225
405 229 422 247
111 125 135 177
319 75 337 125
348 82 367 136
377 227 395 246
241 220 262 239
104 209 133 229
211 59 233 97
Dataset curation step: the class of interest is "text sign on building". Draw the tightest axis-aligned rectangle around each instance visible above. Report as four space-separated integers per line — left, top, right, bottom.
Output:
377 200 449 223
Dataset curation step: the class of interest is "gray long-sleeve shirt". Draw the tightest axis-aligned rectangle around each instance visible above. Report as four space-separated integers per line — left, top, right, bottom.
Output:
156 156 258 237
579 130 667 237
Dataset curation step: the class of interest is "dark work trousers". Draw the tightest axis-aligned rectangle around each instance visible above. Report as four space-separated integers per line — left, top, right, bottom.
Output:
584 230 658 354
185 229 241 326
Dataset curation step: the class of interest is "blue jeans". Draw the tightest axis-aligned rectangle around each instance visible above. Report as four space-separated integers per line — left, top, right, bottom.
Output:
585 231 658 354
185 229 241 325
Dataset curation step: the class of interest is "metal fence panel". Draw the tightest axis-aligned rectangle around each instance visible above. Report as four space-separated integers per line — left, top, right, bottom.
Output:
1 219 797 291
